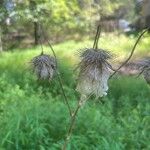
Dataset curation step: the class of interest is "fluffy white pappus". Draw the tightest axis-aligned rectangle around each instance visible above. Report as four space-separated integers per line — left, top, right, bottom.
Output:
76 48 112 98
30 54 56 80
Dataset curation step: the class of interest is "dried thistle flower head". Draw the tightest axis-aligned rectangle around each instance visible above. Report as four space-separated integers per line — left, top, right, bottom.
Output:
30 53 56 80
138 58 150 85
76 48 112 98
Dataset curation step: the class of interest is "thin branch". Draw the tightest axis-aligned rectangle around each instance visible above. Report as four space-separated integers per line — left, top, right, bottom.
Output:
57 73 72 117
40 24 72 117
95 26 101 49
105 60 116 72
110 28 149 78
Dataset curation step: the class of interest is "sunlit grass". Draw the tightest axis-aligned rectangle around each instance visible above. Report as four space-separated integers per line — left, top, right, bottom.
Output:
1 33 150 67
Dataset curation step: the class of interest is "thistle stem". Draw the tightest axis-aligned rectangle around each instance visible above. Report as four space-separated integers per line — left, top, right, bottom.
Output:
93 25 101 49
40 24 72 117
62 105 80 150
57 72 72 117
62 95 87 150
110 28 149 78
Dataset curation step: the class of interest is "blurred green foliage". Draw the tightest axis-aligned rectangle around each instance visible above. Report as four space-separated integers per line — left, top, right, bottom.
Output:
0 0 137 50
0 35 150 149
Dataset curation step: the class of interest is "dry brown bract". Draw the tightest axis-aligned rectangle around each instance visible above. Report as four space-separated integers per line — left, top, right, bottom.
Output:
76 48 112 98
30 53 56 80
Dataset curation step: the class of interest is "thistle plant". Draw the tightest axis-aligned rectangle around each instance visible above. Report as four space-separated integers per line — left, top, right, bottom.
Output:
30 24 72 117
138 58 150 85
30 53 56 80
76 48 112 99
76 25 113 99
30 25 57 81
29 24 149 150
62 25 114 150
110 28 149 78
62 27 149 150
143 68 150 85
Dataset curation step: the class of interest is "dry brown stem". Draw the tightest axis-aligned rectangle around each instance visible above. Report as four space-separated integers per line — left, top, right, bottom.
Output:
110 28 149 78
40 24 72 117
62 95 88 150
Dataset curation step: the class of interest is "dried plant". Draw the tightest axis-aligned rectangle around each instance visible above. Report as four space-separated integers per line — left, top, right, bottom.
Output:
110 28 149 78
34 24 149 150
30 53 56 80
62 25 113 150
138 58 150 85
76 48 112 99
62 27 149 150
40 24 72 117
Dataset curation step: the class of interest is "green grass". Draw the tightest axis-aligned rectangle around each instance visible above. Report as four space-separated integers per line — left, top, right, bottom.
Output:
2 33 150 65
0 34 150 150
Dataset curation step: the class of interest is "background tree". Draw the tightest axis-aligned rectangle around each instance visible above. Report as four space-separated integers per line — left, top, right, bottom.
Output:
0 0 138 50
0 0 5 51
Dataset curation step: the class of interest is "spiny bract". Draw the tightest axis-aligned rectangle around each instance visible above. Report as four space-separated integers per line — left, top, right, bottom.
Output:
30 53 56 80
76 48 112 98
138 58 150 85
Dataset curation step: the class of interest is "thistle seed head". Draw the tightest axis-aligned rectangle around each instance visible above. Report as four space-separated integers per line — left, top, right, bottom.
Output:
76 48 112 98
30 53 56 80
138 58 150 85
138 58 150 69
